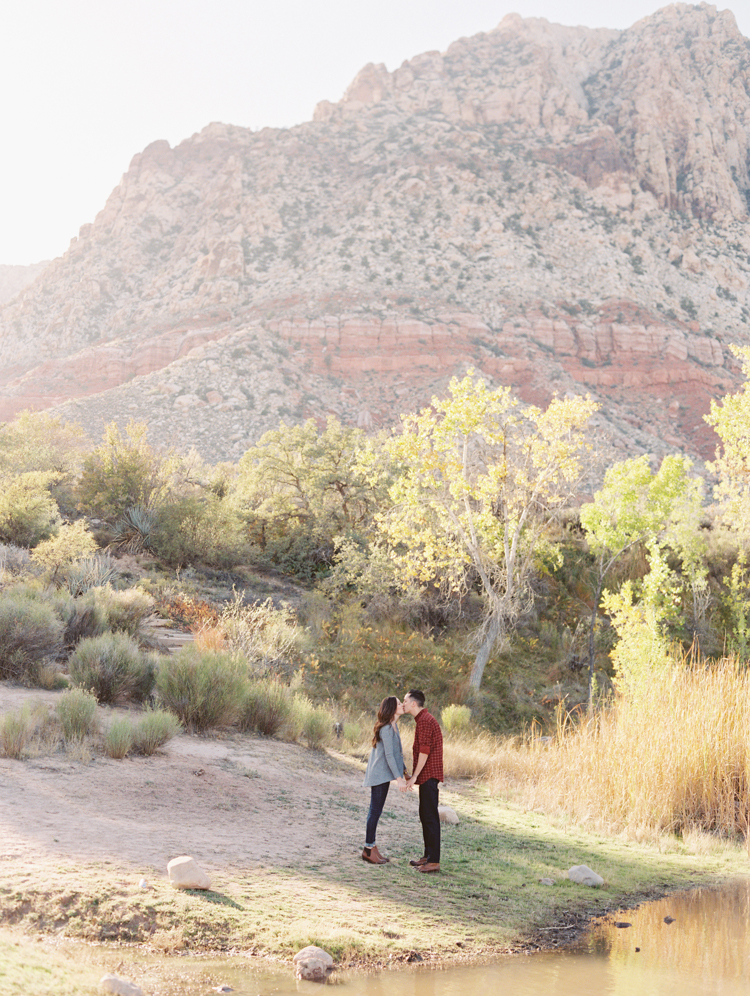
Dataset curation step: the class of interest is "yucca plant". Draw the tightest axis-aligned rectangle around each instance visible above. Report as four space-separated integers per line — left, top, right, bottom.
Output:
113 504 156 554
64 555 120 596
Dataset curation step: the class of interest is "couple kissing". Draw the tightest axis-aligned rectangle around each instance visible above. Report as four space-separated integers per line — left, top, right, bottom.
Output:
362 690 444 873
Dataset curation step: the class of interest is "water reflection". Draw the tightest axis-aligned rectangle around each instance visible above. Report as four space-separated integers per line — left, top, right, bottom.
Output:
4 880 749 995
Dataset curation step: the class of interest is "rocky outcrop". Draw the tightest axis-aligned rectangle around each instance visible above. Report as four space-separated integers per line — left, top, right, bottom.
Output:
1 4 749 462
0 261 49 305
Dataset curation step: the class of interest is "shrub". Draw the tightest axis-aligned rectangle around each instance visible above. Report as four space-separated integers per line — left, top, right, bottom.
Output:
59 594 107 647
133 708 181 755
441 704 472 735
222 594 304 676
0 543 31 575
68 633 156 704
0 703 39 759
151 496 245 569
155 647 246 732
0 588 63 683
63 555 120 596
290 694 333 748
98 587 154 639
56 688 98 740
239 679 294 735
0 471 61 547
32 520 97 581
104 717 135 758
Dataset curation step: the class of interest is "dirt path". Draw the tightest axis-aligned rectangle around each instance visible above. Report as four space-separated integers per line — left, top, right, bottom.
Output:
0 686 417 877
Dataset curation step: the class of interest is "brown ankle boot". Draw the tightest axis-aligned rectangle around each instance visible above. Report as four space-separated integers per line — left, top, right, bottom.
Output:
362 846 389 864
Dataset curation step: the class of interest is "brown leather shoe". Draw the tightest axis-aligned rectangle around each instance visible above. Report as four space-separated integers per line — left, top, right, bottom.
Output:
417 862 440 873
409 856 429 866
362 846 389 865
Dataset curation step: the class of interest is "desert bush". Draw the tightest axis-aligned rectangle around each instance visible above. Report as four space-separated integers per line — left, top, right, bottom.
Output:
59 594 107 647
155 647 246 732
0 543 31 575
104 716 135 758
151 495 245 568
63 554 120 596
32 520 98 582
133 708 181 755
0 703 41 759
342 718 365 745
0 471 61 547
239 678 294 735
441 704 472 735
222 594 304 676
68 633 156 704
56 688 98 740
0 588 63 683
290 694 333 749
99 587 154 638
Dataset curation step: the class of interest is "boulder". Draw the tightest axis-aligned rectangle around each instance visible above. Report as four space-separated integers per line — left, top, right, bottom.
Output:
293 945 334 983
167 855 211 890
100 975 144 996
438 805 459 824
539 877 555 886
568 864 604 887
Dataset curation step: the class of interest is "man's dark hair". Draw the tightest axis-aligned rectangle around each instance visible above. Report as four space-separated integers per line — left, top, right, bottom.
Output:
407 689 425 708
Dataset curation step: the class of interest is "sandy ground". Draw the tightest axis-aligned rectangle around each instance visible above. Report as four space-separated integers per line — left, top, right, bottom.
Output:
0 685 422 879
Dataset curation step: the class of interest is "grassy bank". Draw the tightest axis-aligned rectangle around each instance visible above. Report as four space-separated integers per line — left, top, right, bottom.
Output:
0 777 745 972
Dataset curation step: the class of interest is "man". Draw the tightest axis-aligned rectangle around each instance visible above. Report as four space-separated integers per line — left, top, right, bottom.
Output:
401 689 443 873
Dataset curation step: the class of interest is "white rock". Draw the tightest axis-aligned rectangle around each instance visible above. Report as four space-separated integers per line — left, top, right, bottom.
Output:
295 957 329 982
167 855 211 890
293 945 334 967
568 864 604 887
100 974 144 996
539 877 555 886
293 946 334 983
438 805 459 824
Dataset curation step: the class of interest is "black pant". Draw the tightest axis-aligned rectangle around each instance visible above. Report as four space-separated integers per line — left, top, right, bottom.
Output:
418 778 441 863
365 782 390 845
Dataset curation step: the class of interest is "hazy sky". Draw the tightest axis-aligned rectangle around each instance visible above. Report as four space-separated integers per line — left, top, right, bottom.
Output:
2 1 748 266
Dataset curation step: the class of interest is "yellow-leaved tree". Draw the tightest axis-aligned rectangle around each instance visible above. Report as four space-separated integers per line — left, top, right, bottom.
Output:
382 372 597 689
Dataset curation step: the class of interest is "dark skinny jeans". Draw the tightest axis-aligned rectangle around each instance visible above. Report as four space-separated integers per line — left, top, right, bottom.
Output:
365 782 390 845
418 777 441 863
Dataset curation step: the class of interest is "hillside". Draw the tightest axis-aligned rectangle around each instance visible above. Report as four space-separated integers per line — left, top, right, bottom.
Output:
1 3 749 461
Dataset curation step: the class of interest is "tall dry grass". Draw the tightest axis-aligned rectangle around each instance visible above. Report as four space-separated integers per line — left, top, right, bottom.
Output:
488 658 750 839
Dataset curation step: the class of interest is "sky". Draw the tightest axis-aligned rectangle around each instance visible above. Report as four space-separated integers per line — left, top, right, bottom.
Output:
2 1 749 266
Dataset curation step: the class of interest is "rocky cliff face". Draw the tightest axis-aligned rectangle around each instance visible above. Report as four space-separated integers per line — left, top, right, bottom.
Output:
0 261 50 306
1 3 748 462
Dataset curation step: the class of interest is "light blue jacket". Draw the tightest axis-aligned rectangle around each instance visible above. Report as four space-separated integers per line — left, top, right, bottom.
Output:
363 722 405 787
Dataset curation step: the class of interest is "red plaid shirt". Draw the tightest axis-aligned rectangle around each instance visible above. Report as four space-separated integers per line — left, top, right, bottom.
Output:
412 709 443 784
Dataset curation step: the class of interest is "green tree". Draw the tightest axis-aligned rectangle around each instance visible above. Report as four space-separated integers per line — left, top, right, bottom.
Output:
76 422 169 522
0 471 61 547
235 417 384 576
580 454 702 703
0 410 88 515
382 372 597 689
704 345 750 532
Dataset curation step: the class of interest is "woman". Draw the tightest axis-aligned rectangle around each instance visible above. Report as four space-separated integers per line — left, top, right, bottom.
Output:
362 695 406 864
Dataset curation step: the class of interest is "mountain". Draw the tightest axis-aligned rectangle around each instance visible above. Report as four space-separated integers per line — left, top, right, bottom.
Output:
0 262 50 306
1 2 749 463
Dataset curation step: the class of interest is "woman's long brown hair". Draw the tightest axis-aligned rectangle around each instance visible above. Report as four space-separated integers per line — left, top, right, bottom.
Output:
372 696 398 746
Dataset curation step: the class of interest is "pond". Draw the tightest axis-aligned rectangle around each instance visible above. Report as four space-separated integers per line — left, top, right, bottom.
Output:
4 879 749 995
